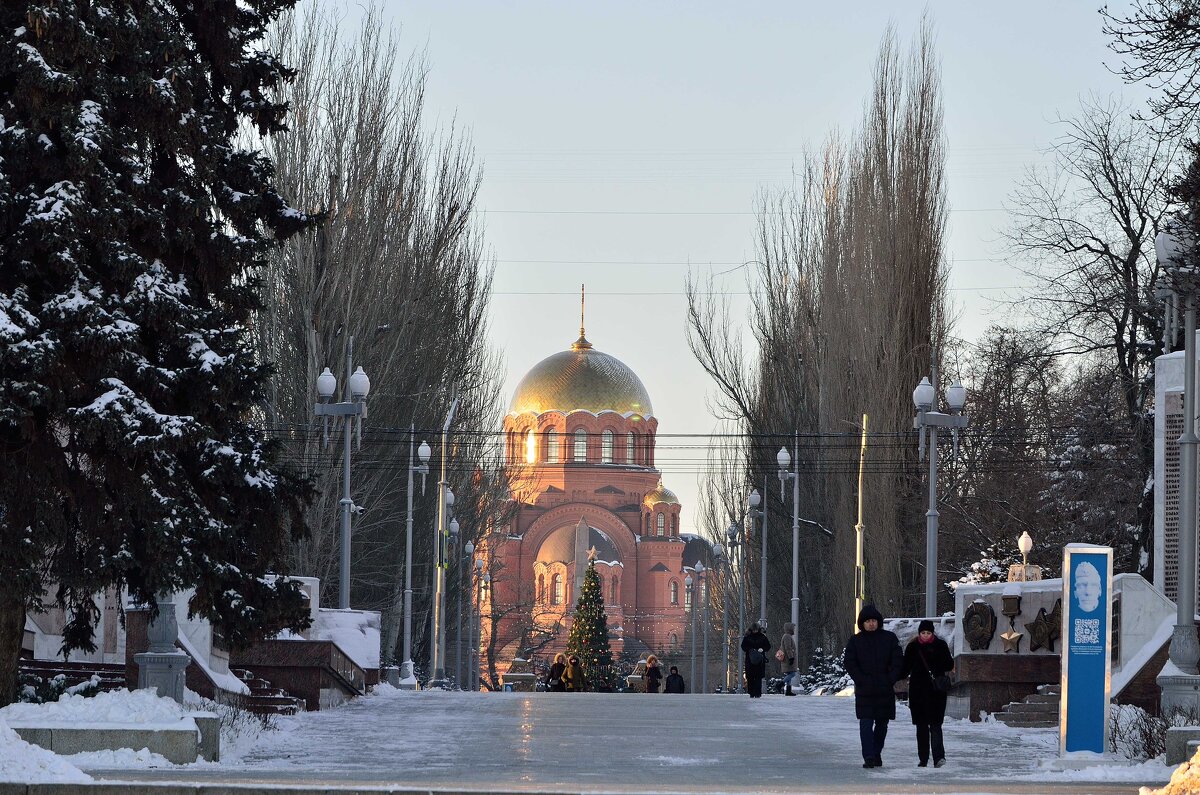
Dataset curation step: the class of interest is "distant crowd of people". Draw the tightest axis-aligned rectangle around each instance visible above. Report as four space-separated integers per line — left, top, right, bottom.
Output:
541 604 955 770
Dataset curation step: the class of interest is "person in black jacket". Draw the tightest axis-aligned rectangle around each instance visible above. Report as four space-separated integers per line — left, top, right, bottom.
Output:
902 619 955 767
544 653 567 692
843 604 903 768
741 624 771 698
664 665 686 693
644 654 663 693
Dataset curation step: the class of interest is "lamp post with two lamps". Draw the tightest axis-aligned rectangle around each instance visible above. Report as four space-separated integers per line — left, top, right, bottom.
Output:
400 431 430 686
912 376 969 618
314 340 371 610
429 399 460 687
697 561 708 694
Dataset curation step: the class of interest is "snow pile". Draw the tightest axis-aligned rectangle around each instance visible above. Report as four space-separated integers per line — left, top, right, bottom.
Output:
308 608 380 670
0 687 189 727
1142 746 1200 794
0 717 90 783
64 747 171 768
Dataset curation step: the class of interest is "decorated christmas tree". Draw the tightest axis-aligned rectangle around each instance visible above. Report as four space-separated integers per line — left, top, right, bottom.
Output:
566 556 617 691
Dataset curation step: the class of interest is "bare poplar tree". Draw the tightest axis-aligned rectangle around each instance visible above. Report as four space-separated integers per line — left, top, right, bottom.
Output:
687 21 949 660
255 3 509 671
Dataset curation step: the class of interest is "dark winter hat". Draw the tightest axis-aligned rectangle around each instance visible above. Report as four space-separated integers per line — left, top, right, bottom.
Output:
857 604 884 629
918 619 936 634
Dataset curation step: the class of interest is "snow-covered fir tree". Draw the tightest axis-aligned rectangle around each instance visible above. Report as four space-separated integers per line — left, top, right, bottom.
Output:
565 561 617 692
948 543 1021 592
0 0 317 702
796 646 852 695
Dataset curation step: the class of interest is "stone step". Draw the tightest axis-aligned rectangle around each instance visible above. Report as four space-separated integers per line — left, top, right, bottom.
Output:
1004 701 1058 714
1038 683 1061 696
1024 693 1059 704
994 714 1057 728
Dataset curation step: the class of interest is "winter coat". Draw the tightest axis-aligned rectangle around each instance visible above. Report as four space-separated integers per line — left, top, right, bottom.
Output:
842 605 903 721
645 664 663 693
902 636 954 725
564 662 586 692
664 672 686 693
780 629 798 674
741 630 772 676
545 662 567 692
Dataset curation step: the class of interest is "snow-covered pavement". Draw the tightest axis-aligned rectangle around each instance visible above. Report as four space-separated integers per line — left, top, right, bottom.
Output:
71 687 1175 793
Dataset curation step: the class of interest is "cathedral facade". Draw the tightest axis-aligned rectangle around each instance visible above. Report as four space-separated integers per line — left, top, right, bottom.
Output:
484 325 706 669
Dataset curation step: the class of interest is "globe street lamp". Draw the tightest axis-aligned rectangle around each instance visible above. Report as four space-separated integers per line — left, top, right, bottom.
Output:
912 375 970 618
777 438 801 633
697 561 708 695
471 556 484 691
313 339 371 610
747 489 766 631
685 572 695 692
448 516 461 687
399 431 430 687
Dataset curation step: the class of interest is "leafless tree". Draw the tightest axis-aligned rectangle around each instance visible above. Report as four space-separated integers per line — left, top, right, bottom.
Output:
254 3 509 668
688 20 949 658
1005 96 1178 575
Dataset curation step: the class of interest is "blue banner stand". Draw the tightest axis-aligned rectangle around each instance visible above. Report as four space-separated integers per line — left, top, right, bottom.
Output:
1046 543 1120 770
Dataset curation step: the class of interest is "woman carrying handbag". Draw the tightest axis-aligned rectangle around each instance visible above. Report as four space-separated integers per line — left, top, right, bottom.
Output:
901 620 955 768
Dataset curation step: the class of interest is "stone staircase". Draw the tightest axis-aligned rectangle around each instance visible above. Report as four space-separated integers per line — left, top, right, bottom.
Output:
993 683 1059 728
230 667 306 716
18 659 127 693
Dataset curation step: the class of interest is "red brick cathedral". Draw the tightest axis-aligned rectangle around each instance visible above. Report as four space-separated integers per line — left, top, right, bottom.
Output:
485 318 705 669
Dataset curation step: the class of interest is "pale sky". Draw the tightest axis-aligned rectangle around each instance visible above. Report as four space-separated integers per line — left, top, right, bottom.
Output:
368 1 1139 532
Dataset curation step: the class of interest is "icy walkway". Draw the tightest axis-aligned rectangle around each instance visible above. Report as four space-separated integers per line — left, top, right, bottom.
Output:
81 688 1173 794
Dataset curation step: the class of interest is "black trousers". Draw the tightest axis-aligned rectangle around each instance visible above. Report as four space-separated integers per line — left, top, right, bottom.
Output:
915 723 944 763
745 665 765 697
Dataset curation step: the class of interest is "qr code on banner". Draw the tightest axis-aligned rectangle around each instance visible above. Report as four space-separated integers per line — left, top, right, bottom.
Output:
1074 618 1100 644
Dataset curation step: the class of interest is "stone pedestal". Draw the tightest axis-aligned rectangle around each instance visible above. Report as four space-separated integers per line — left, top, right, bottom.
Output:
382 666 400 687
1160 671 1200 717
501 658 537 692
1007 564 1043 582
135 651 191 703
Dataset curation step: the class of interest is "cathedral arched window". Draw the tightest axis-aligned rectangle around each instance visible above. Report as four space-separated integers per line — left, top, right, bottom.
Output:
546 429 559 462
672 514 679 535
670 633 679 650
684 582 692 608
538 574 545 603
573 429 587 462
552 574 563 605
610 576 618 602
601 430 614 463
626 432 635 464
656 513 665 536
670 580 679 605
525 429 536 464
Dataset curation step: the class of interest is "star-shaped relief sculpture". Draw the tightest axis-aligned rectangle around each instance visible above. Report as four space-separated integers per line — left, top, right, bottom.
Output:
587 546 598 562
1026 598 1062 652
1000 629 1023 653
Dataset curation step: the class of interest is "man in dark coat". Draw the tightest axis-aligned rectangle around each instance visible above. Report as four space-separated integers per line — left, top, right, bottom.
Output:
741 624 771 698
664 666 686 693
843 604 903 768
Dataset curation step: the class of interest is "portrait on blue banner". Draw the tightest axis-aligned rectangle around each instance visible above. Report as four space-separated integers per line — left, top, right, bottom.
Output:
1060 545 1113 757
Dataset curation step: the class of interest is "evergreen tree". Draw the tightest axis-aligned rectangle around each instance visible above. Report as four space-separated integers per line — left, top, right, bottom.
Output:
565 561 617 692
796 646 852 695
0 1 316 703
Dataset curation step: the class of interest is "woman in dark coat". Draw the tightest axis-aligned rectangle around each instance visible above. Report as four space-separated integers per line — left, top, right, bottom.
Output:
544 652 567 692
843 604 903 768
902 619 955 767
740 624 771 698
564 655 586 692
644 654 663 693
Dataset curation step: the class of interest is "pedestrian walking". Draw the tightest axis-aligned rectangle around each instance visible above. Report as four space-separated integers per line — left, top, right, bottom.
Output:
664 665 686 693
902 619 954 768
544 652 567 692
779 622 798 696
644 655 663 693
564 655 587 692
740 624 771 698
843 604 902 769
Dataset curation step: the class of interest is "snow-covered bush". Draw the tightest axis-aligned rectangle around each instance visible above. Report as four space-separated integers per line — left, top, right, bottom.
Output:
947 543 1021 592
796 647 851 695
1110 703 1199 761
18 673 101 704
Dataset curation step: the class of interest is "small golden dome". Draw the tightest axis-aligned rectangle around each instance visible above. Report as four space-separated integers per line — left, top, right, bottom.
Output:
509 338 653 417
643 480 678 507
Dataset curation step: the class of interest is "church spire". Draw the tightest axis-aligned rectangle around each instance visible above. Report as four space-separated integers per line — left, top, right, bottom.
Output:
571 283 593 350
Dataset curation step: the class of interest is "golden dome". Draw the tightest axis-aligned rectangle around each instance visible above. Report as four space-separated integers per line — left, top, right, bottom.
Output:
509 335 654 417
643 480 678 507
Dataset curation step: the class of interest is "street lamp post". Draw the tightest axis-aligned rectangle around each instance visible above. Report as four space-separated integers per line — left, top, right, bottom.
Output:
449 518 461 687
747 489 766 631
471 557 483 691
400 431 430 686
480 570 491 689
714 542 727 692
697 561 708 695
313 338 371 610
686 572 695 693
429 399 459 687
777 434 801 633
912 376 970 618
727 522 745 692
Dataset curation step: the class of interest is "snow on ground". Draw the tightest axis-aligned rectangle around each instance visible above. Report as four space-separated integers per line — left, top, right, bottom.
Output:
0 687 191 727
0 718 90 784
